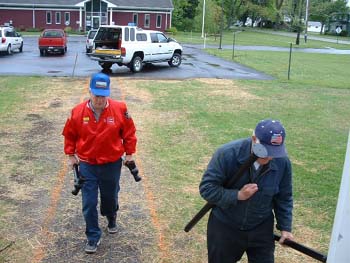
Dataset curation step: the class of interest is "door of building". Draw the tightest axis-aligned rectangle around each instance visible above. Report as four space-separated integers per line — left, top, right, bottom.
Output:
92 16 100 29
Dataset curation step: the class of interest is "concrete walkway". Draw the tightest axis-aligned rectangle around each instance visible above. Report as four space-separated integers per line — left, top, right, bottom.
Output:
199 44 350 54
255 30 350 45
195 30 350 54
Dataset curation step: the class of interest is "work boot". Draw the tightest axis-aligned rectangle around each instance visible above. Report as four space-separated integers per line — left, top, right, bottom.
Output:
84 239 101 254
107 215 117 234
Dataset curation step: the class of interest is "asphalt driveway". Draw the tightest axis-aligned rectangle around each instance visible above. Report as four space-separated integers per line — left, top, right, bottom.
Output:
0 35 273 80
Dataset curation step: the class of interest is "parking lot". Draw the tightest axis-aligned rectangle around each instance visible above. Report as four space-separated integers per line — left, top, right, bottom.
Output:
0 35 272 80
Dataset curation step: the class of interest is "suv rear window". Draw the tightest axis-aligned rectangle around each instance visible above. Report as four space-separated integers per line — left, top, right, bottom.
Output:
43 31 63 37
5 30 15 37
95 28 121 41
88 30 97 39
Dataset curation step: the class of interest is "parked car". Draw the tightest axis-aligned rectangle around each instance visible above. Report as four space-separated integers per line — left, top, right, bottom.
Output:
89 25 183 72
38 29 67 56
0 26 23 54
86 29 97 53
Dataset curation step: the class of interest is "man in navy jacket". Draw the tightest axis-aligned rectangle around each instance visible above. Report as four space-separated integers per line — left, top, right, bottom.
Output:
200 119 294 263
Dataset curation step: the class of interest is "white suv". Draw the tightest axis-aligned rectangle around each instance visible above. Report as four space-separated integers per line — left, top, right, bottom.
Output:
0 26 23 54
89 25 182 72
86 29 97 53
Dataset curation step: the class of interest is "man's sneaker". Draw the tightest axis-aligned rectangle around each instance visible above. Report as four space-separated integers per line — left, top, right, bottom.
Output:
107 216 118 234
84 239 101 254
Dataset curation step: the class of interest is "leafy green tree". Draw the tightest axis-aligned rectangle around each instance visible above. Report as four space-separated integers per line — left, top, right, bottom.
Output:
194 0 222 34
310 0 349 34
172 0 200 31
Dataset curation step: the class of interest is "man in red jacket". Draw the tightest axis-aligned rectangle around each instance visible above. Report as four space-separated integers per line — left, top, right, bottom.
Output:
62 73 137 253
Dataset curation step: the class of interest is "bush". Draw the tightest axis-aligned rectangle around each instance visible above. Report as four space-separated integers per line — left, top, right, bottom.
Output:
26 28 42 32
17 25 26 32
165 27 178 35
64 26 73 33
340 30 348 37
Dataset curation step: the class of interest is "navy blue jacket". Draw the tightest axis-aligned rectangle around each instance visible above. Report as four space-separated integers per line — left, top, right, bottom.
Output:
199 138 293 231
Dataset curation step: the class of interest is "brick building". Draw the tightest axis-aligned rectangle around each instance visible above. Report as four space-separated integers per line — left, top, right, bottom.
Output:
0 0 174 32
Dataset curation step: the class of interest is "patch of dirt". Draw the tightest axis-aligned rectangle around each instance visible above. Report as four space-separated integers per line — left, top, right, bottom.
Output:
0 77 160 263
197 78 260 100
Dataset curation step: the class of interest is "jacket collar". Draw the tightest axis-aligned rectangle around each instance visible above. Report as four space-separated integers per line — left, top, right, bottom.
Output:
236 137 278 171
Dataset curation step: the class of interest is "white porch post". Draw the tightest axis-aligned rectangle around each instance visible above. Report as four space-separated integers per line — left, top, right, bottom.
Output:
109 7 113 25
165 12 168 29
169 11 172 28
79 7 82 30
32 5 36 28
328 131 350 262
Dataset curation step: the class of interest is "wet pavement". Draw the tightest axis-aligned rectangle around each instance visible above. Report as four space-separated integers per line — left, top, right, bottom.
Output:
0 35 348 79
0 35 272 80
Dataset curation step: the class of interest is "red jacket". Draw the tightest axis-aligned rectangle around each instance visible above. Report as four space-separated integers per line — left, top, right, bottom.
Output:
62 99 137 164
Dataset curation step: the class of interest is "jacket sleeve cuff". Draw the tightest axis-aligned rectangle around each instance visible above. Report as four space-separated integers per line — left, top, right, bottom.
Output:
217 189 239 208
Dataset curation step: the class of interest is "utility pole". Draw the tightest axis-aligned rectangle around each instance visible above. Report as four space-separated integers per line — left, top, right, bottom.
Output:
219 0 224 49
304 0 309 43
201 0 206 38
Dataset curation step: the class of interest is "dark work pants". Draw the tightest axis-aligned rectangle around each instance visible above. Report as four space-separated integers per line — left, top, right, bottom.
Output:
207 212 275 263
80 159 122 242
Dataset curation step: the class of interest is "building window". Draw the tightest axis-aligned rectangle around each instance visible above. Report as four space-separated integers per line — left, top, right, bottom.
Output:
46 11 52 24
55 12 61 24
65 12 70 26
144 14 150 28
133 13 138 26
156 14 162 28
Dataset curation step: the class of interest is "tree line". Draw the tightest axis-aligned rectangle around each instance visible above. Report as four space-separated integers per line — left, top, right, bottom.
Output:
172 0 349 37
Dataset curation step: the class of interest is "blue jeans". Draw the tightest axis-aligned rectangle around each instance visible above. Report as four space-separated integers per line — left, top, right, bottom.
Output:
80 159 122 242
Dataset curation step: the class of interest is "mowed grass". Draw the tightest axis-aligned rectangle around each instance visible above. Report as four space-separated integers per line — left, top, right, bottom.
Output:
0 49 349 261
207 49 350 88
129 51 350 261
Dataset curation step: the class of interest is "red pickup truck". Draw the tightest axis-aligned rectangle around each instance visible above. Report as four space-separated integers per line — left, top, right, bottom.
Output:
38 29 67 56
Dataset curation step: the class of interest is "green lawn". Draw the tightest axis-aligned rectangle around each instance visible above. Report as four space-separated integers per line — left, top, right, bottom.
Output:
133 48 350 259
0 31 349 261
173 29 350 50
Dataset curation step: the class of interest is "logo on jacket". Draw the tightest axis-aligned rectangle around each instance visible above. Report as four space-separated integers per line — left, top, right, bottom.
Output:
83 116 89 124
106 117 115 124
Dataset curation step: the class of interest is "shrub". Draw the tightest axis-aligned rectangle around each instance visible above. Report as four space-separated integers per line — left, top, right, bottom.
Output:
64 26 73 33
165 27 178 35
340 30 348 37
26 27 41 32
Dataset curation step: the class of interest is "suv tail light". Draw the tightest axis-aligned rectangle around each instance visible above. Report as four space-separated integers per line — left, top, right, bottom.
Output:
1 37 6 43
121 47 126 56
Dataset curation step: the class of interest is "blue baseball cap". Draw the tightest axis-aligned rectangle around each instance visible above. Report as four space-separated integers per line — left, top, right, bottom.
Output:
89 73 110 96
254 119 287 158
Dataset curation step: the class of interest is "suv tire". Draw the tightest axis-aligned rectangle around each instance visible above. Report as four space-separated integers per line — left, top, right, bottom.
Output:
168 53 182 67
130 56 143 73
7 44 12 55
100 62 113 70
